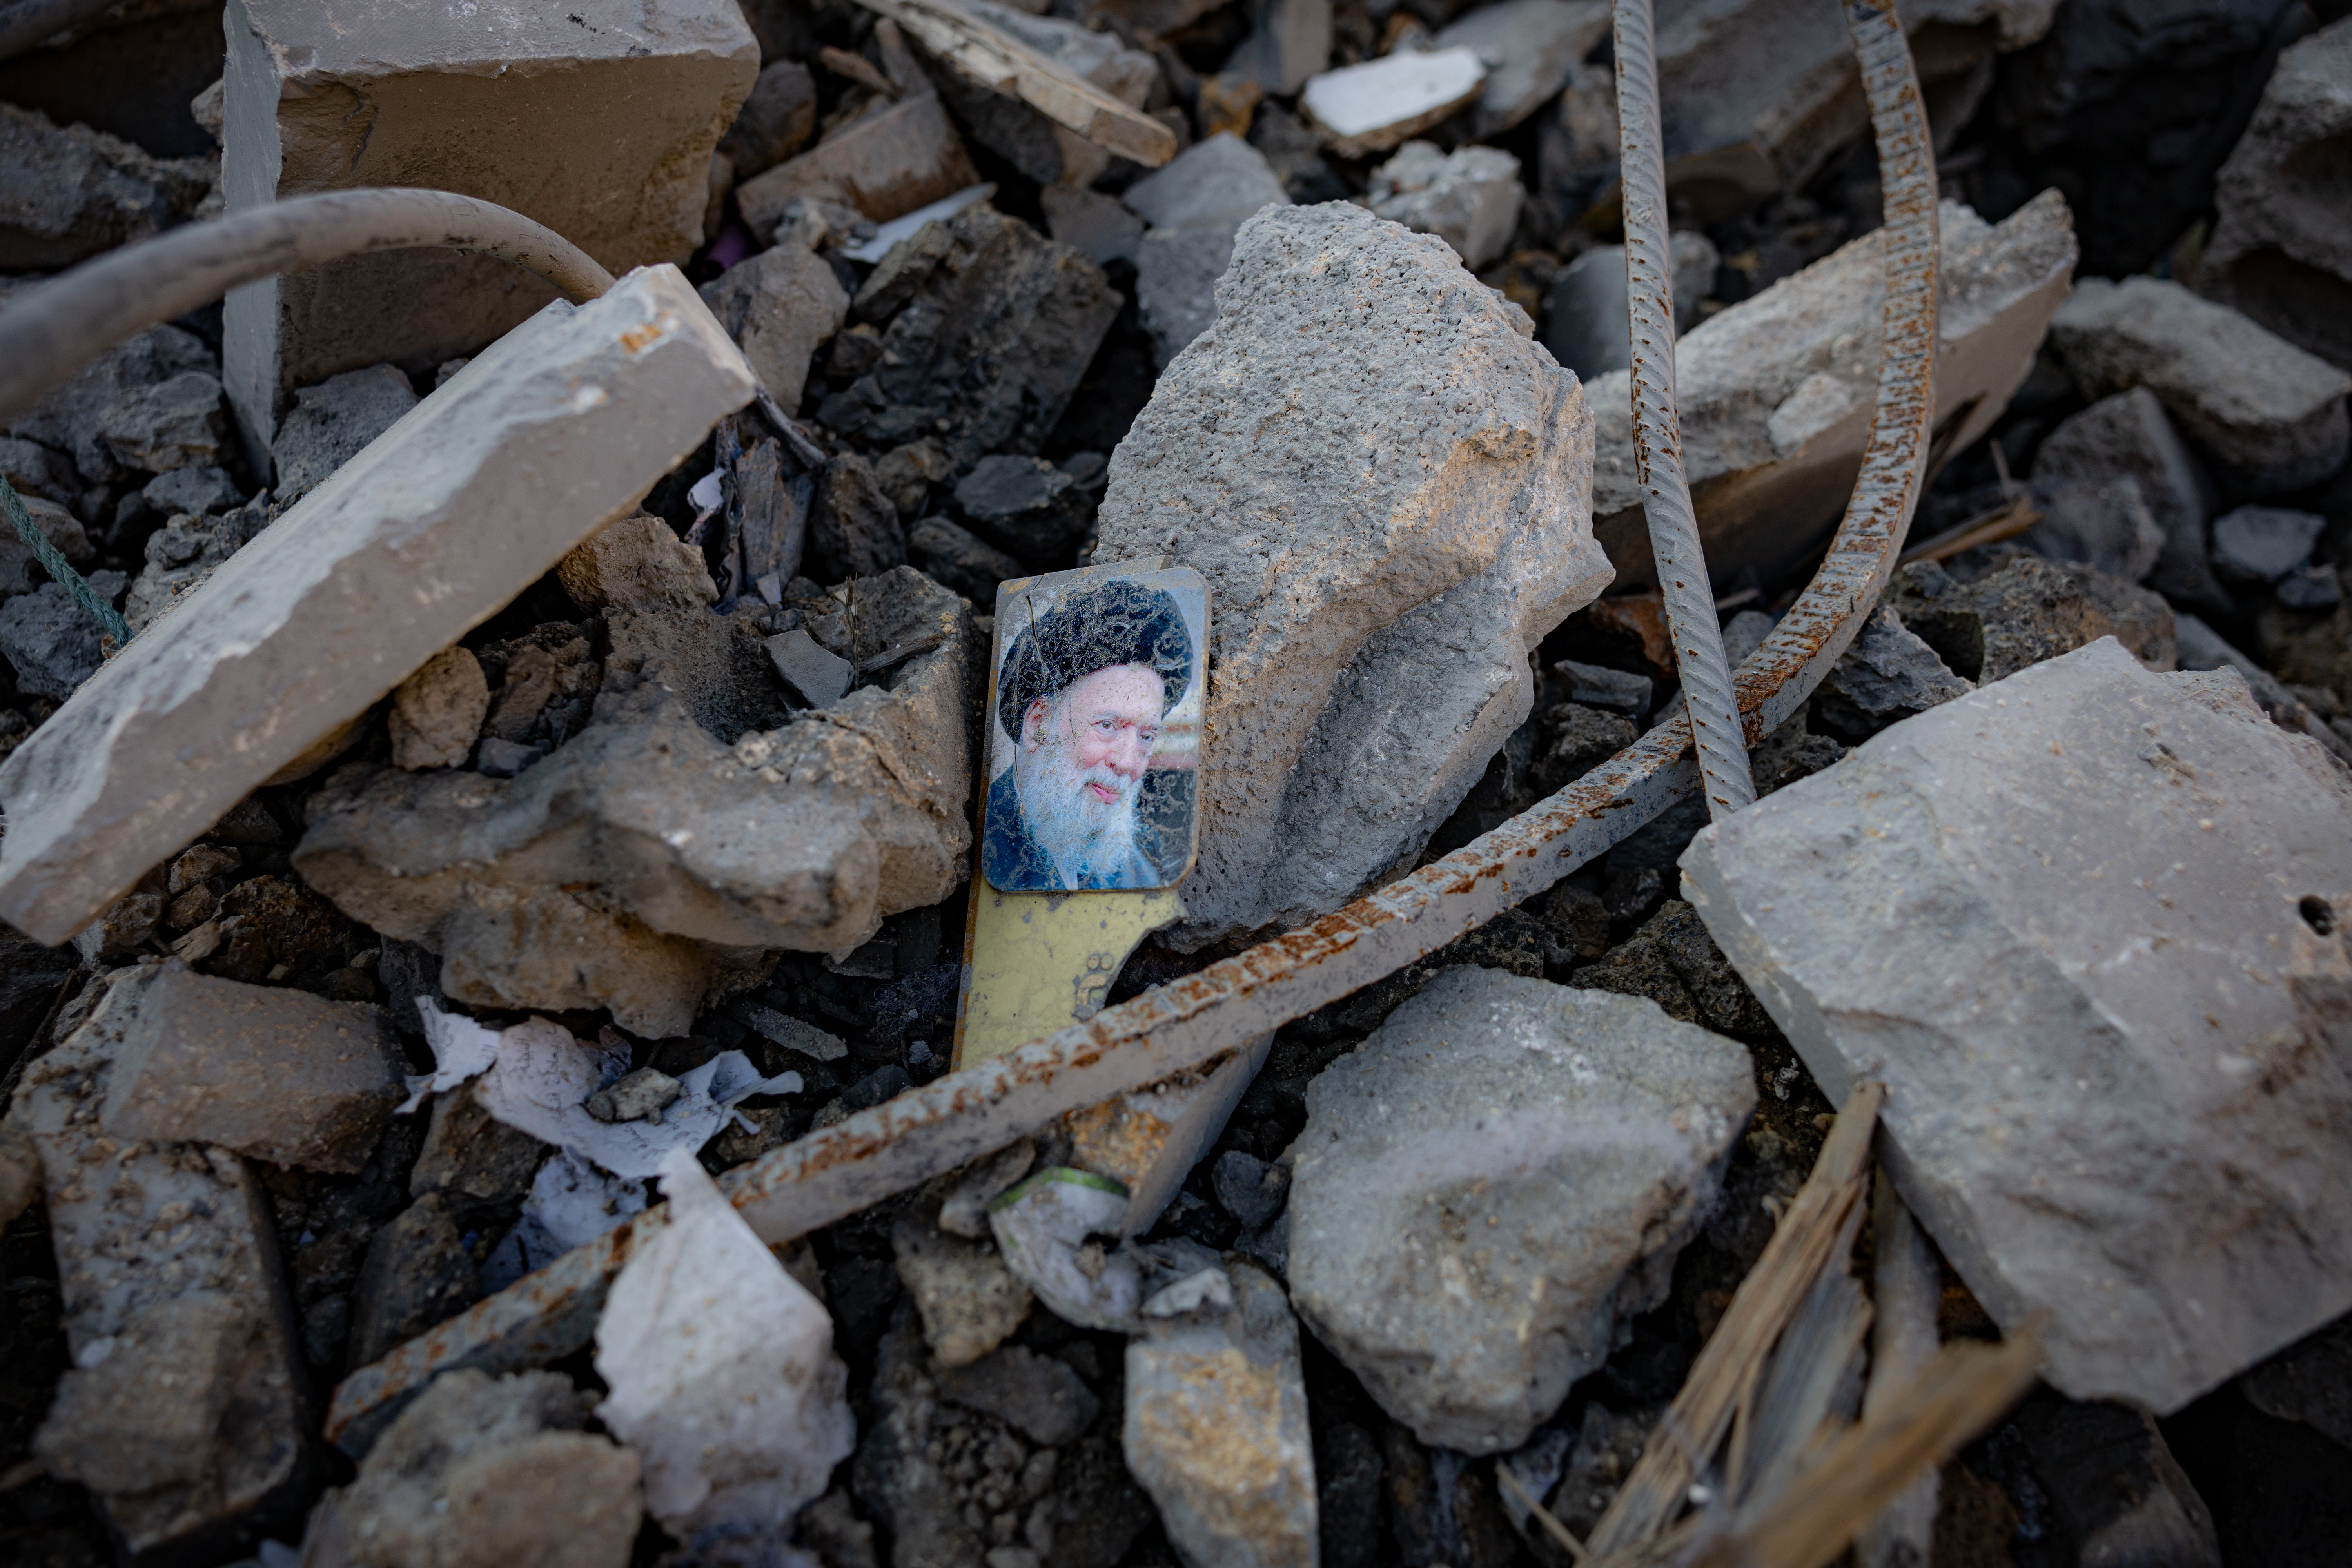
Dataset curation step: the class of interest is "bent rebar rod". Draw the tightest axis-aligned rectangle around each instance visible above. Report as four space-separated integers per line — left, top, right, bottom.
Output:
326 0 1940 1448
0 189 615 428
1613 0 1755 817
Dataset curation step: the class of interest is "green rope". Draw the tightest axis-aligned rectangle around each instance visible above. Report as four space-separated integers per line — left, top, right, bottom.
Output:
2 474 131 648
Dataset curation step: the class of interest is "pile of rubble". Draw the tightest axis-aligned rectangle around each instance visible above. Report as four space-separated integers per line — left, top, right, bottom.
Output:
2 0 2350 1565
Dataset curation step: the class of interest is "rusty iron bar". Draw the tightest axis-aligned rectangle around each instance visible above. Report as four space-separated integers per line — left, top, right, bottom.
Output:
1611 0 1754 819
325 0 1943 1450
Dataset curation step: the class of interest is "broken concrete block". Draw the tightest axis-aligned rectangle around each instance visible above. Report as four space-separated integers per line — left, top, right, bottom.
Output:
269 364 421 503
296 570 974 1034
411 1080 550 1206
1288 967 1753 1452
89 961 404 1174
299 1369 642 1567
1435 0 1612 138
1042 183 1145 266
1365 142 1524 272
814 452 909 579
1125 1260 1318 1568
597 1150 857 1538
930 1 1161 189
1299 46 1487 159
0 579 116 700
557 512 720 612
1682 637 2352 1413
1812 607 1974 741
0 101 209 269
908 515 1027 603
221 0 757 457
348 1191 481 1367
388 646 491 771
2049 276 2351 495
17 989 305 1556
818 204 1120 465
767 625 856 708
2210 504 2324 586
2024 475 2165 584
1223 0 1335 97
0 264 757 949
0 492 95 601
953 451 1087 562
697 239 851 411
894 1197 1035 1367
738 91 982 236
2199 18 2352 372
722 58 820 180
3 320 215 490
1095 203 1611 948
1883 556 2172 684
96 369 231 475
2032 387 2220 609
0 435 80 508
936 1342 1099 1446
147 463 246 518
1590 193 2077 592
1123 132 1289 233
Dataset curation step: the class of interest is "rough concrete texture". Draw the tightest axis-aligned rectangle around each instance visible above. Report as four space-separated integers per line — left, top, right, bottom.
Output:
1681 638 2352 1414
1883 555 2173 684
96 370 232 475
0 579 117 700
720 59 818 180
91 961 403 1174
17 977 305 1556
270 365 420 503
296 570 976 1036
815 204 1120 466
0 493 94 599
2032 387 2219 609
221 0 756 456
697 239 851 411
1125 1261 1318 1568
1812 607 1974 740
2 321 214 489
2199 18 2352 372
299 1369 642 1568
936 1343 1099 1446
1288 967 1754 1452
1094 203 1612 949
1365 142 1524 272
1125 135 1294 367
893 1197 1035 1367
2024 475 2165 584
1434 0 1612 138
738 91 980 236
388 646 491 770
0 101 212 269
556 512 720 612
1589 194 2077 592
2050 276 2351 495
935 1 1159 189
0 265 756 950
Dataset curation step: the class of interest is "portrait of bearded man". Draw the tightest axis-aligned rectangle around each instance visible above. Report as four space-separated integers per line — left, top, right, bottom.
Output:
984 578 1196 892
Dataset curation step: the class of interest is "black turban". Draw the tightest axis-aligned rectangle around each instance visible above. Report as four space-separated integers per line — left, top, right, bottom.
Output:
997 578 1194 743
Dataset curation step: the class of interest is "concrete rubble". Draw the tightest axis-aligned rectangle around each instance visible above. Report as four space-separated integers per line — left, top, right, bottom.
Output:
1288 967 1754 1453
1433 0 1611 139
1096 202 1611 949
1684 638 2352 1413
1299 47 1487 160
2031 386 2221 610
1122 133 1292 366
1364 142 1524 273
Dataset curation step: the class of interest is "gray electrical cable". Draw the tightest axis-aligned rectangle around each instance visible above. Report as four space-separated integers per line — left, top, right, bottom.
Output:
0 0 118 61
1611 0 1756 818
0 188 615 428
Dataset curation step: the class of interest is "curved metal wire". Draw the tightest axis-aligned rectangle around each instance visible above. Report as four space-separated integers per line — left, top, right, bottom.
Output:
0 189 615 429
325 0 1944 1448
1611 0 1755 818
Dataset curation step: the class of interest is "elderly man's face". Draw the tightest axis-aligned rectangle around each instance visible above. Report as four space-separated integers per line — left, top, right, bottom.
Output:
1023 663 1163 794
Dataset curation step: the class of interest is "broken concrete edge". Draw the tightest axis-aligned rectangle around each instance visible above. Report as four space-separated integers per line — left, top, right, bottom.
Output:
324 4 1946 1445
0 264 758 947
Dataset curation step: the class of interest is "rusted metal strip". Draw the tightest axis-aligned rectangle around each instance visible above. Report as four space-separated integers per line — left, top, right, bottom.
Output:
1611 0 1753 818
328 0 1944 1450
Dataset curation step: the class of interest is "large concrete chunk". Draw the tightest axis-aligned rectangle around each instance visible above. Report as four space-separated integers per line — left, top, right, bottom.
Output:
1096 204 1610 948
0 101 211 270
1682 639 2352 1414
0 265 757 948
17 977 307 1557
2032 387 2219 610
1434 0 1612 139
2199 18 2352 372
1124 134 1292 367
94 962 404 1174
1590 193 2077 592
2049 275 2351 495
221 0 757 457
1287 967 1754 1453
698 238 851 411
296 570 976 1036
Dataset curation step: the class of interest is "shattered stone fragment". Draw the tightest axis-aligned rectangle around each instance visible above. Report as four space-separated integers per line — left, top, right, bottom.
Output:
388 646 490 771
2 319 214 490
298 570 975 1034
936 1343 1100 1446
1543 233 1715 379
299 1369 642 1568
814 452 910 579
721 59 819 180
2023 475 2165 584
1365 142 1524 273
0 492 95 601
909 515 1027 603
738 87 981 236
1882 555 2172 685
1434 0 1612 138
348 1191 481 1368
766 626 856 708
1299 47 1487 159
1125 1259 1319 1568
1813 607 1975 740
269 365 420 503
221 0 757 455
0 264 757 949
1288 967 1754 1453
2031 387 2220 608
1122 134 1293 367
597 1149 857 1539
697 239 851 411
2049 275 2351 494
2210 504 2325 586
411 1080 549 1206
1095 203 1611 948
1222 0 1334 97
1590 193 2076 592
17 984 306 1556
1684 639 2352 1414
556 511 719 612
893 1195 1036 1368
89 960 404 1174
0 578 120 700
930 1 1160 189
0 101 211 269
96 369 231 475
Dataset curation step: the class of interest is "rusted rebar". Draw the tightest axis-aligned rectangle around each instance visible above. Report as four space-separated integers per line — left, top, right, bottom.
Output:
1611 0 1754 818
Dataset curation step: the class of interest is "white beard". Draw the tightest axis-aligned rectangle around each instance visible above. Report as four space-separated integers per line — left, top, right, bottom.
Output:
1017 731 1143 887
